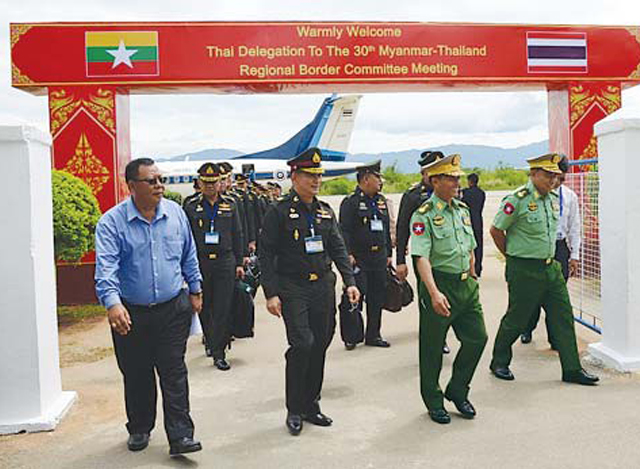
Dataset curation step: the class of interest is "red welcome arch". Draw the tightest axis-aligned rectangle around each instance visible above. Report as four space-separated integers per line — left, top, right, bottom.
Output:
10 21 640 303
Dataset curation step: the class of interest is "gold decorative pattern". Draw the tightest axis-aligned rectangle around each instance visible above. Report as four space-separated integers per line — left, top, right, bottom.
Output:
83 89 115 133
11 63 34 86
579 135 598 161
570 84 621 127
49 89 81 135
64 133 111 194
10 24 32 48
49 88 115 135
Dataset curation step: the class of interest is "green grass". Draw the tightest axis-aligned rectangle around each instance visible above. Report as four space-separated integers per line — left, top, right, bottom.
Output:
320 164 528 195
57 303 105 327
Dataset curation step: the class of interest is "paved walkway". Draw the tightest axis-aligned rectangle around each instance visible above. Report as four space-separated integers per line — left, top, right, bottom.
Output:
1 193 638 469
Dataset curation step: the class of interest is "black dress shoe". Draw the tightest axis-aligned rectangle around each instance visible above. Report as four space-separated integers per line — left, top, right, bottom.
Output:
214 358 231 371
428 408 451 424
490 365 515 381
365 338 390 348
286 413 303 436
303 412 333 427
127 433 149 451
169 437 202 456
443 343 451 354
345 342 356 351
444 393 476 419
562 368 599 386
520 332 532 344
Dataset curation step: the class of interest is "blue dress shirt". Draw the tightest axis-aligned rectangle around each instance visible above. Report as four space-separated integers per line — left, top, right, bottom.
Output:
95 197 202 309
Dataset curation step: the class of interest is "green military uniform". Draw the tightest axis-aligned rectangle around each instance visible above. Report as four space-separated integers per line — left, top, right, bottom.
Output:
410 154 488 414
490 155 583 376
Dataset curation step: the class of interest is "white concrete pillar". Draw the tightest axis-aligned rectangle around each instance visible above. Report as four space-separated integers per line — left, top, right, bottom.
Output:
589 108 640 371
0 125 76 434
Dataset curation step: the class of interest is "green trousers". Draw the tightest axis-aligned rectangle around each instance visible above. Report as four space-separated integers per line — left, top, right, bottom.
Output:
491 257 581 373
418 270 488 410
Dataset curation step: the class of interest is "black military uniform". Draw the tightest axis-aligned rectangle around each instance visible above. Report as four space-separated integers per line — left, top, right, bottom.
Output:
184 163 244 370
220 163 250 258
234 174 257 252
259 147 356 436
461 182 486 277
182 178 201 208
396 151 442 269
339 160 392 348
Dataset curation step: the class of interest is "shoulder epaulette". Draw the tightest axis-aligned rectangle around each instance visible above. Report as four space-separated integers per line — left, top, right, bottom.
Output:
510 186 528 199
456 199 469 209
408 182 421 192
417 200 433 214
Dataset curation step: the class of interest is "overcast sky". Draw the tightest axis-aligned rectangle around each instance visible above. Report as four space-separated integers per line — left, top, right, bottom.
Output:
2 0 640 158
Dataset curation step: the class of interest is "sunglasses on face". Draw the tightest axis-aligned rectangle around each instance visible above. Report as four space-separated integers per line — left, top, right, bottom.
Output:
135 176 166 185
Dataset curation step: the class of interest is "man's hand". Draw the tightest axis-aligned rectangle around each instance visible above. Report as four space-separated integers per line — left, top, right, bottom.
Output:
346 285 360 304
267 296 282 318
569 259 579 277
242 256 250 267
190 292 203 314
236 266 245 280
396 264 408 282
431 290 451 317
248 241 257 253
387 257 393 267
348 254 357 267
107 304 132 335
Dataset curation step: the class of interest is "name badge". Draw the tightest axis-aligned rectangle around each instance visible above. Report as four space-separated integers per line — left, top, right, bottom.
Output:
305 235 324 254
205 232 220 245
370 219 384 232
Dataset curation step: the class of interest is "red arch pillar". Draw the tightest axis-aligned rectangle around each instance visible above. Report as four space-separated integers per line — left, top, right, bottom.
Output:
548 82 622 168
48 86 131 304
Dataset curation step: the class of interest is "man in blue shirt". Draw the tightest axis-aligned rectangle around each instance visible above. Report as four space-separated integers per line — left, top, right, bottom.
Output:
95 158 204 456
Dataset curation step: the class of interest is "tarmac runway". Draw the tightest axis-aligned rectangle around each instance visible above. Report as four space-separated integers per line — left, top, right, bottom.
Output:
1 192 639 469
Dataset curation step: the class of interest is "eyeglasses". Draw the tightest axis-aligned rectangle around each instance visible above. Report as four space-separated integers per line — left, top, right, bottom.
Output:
135 176 166 185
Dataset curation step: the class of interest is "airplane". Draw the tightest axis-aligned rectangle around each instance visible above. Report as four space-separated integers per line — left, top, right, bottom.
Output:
157 94 364 193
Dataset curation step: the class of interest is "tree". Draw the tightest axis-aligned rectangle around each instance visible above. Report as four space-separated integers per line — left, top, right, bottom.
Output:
51 170 102 262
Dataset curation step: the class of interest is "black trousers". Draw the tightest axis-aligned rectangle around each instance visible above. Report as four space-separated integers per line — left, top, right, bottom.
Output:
473 228 483 277
525 239 571 338
354 268 387 341
279 271 337 415
200 254 235 359
113 290 194 442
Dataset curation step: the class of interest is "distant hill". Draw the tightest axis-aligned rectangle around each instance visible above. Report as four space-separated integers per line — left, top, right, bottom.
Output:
156 141 549 171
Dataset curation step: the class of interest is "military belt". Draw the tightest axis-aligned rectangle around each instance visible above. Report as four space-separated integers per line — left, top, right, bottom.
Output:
508 256 554 266
432 269 472 282
281 269 330 282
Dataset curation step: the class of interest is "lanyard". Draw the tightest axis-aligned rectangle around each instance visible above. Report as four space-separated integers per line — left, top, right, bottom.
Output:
366 199 379 220
304 211 316 237
203 200 219 232
559 186 564 217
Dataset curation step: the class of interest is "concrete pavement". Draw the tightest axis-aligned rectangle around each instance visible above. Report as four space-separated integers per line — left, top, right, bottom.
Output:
1 192 638 469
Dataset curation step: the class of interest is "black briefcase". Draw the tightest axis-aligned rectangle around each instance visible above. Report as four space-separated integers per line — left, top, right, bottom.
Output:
383 266 414 312
338 290 364 344
231 280 255 339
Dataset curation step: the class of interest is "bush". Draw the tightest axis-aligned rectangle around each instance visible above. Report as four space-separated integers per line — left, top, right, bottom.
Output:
52 170 102 262
320 177 357 195
164 190 183 205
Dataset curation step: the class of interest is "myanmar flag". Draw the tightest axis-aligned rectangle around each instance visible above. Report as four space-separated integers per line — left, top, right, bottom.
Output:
86 31 159 77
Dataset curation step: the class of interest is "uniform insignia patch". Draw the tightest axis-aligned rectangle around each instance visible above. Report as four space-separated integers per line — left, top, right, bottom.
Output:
289 213 299 219
528 202 538 211
463 216 472 226
363 217 368 224
436 202 444 210
433 215 445 226
195 205 203 212
418 201 432 214
504 202 515 215
552 202 560 212
412 222 425 235
294 229 299 240
198 219 203 228
359 202 367 210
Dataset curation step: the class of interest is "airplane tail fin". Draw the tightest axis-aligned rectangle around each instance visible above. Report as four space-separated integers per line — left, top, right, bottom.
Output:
234 94 361 162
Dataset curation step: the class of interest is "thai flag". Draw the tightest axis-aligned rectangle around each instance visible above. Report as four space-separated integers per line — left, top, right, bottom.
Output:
526 31 587 73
